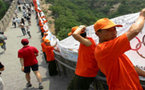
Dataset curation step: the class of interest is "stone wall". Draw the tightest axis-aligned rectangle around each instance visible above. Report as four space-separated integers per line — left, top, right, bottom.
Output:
0 0 18 32
54 52 108 90
18 0 32 4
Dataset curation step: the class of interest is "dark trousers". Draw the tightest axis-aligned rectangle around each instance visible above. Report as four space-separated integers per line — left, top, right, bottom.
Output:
41 32 44 37
43 52 47 62
48 60 58 76
67 75 95 90
12 22 16 28
27 31 31 38
21 28 26 35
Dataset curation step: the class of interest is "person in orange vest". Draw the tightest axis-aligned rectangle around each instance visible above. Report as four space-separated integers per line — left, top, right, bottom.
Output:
44 39 58 76
40 27 45 37
93 8 145 90
41 37 47 62
42 33 48 40
67 26 99 90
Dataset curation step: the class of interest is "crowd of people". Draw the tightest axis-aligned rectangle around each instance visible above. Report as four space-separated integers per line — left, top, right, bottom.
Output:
1 1 145 90
0 2 45 90
12 3 32 38
16 2 59 90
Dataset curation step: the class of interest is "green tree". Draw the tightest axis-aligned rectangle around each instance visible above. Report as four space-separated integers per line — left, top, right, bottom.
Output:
0 0 9 19
46 0 145 40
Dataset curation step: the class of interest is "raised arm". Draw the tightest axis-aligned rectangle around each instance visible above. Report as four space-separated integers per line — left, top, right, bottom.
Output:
52 41 57 47
72 25 92 46
134 66 145 77
126 8 145 41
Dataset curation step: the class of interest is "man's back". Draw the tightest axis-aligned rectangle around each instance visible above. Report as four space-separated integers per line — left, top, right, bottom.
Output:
18 46 38 67
95 34 142 90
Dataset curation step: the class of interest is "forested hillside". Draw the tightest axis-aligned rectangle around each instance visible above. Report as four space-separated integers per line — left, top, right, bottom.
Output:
46 0 145 40
0 0 10 19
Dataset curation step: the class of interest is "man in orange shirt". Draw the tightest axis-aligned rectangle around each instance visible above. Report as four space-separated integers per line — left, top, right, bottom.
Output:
41 38 47 62
94 8 145 90
67 26 99 90
44 39 58 76
41 33 48 62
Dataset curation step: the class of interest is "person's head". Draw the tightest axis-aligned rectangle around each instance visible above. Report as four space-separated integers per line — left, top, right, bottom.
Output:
94 18 122 42
68 26 86 38
44 39 50 46
21 38 29 46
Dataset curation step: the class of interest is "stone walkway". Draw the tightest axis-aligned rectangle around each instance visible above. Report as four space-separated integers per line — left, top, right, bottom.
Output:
0 8 71 90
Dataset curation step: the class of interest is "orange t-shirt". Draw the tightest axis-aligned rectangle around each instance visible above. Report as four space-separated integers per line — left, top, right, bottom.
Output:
40 27 45 33
41 42 46 52
75 37 99 77
42 36 46 40
45 46 55 62
94 34 142 90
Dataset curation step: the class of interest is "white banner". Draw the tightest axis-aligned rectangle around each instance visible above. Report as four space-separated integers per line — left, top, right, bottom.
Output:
58 12 145 81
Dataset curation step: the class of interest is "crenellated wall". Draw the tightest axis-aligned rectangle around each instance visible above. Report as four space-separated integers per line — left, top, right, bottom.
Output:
0 0 18 32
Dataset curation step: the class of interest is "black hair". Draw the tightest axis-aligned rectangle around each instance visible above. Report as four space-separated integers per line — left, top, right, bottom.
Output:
80 32 86 38
97 29 102 32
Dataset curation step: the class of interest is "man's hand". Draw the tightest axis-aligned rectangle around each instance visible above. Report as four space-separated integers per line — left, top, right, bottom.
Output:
126 8 145 41
79 25 86 29
79 25 86 33
140 8 145 17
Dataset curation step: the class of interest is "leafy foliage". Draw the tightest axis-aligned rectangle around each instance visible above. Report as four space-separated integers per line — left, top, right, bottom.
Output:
0 0 10 19
45 0 145 40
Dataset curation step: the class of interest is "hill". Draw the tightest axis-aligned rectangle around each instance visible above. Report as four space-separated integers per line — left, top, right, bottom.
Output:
0 0 10 19
45 0 145 40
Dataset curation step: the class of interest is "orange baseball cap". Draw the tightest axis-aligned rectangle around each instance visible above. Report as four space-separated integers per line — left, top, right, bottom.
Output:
68 26 79 36
94 18 122 32
68 26 85 36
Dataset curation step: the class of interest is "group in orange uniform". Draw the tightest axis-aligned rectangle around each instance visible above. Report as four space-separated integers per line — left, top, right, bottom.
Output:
67 8 145 90
38 8 145 90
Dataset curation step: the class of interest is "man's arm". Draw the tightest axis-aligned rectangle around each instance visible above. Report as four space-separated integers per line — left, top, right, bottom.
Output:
126 8 145 41
134 66 145 77
72 25 92 46
20 58 24 66
20 58 24 71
